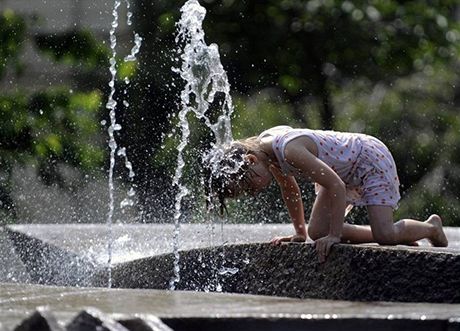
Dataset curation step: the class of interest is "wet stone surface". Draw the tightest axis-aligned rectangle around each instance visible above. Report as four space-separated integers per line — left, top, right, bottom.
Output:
5 227 98 286
14 307 64 331
0 227 30 283
1 283 460 331
67 308 172 331
10 306 172 331
103 242 460 303
2 222 460 330
4 224 460 303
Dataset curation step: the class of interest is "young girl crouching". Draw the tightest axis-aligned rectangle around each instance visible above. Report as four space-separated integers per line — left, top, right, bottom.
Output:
205 125 448 262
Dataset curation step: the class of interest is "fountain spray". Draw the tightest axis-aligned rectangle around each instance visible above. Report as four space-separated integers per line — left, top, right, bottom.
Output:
105 0 142 288
170 0 235 290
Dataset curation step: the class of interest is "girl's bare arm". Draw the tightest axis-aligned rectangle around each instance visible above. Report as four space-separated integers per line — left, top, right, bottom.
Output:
269 165 306 240
283 140 346 239
284 139 346 262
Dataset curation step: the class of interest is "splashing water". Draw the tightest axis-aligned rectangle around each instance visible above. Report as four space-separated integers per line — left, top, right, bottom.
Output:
106 0 121 289
218 267 239 276
117 147 136 209
169 0 235 290
105 0 142 288
174 0 234 146
125 34 143 62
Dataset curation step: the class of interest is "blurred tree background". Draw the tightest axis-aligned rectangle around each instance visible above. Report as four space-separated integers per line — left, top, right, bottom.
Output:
1 0 459 225
0 8 107 222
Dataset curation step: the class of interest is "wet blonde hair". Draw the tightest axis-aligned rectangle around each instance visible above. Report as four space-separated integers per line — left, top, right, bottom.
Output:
203 136 261 215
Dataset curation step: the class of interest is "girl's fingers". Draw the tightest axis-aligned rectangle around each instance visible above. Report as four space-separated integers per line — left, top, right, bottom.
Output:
317 248 325 263
325 242 331 257
271 236 285 245
315 239 331 263
272 235 300 246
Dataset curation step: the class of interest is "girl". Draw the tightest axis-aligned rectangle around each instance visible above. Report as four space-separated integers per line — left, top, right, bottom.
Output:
206 125 448 262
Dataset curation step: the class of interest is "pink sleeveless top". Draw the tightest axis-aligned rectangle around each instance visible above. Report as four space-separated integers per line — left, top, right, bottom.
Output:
260 126 401 208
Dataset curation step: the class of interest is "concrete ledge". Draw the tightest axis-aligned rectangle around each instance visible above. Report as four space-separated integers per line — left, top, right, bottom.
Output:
5 224 460 303
104 243 460 303
2 283 460 331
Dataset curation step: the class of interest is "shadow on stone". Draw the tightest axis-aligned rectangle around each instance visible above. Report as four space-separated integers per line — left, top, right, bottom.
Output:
11 307 460 331
67 309 130 331
162 317 452 331
0 227 30 283
101 243 460 303
118 317 173 331
13 308 173 331
14 307 64 331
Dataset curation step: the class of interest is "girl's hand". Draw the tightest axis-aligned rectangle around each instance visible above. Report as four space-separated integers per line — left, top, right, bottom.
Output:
313 235 340 263
271 234 306 245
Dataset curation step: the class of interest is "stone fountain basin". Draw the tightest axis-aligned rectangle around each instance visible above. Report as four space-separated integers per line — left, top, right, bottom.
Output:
3 224 460 303
1 282 460 331
2 224 460 330
101 242 460 303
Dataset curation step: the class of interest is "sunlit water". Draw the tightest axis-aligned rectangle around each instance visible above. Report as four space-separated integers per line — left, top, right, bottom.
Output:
169 0 236 290
102 0 239 291
105 0 142 288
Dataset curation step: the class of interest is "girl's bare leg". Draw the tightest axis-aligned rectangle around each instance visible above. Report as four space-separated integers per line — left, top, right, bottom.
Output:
367 205 448 247
309 186 374 244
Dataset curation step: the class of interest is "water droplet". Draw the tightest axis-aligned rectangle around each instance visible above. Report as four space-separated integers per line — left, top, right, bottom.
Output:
124 33 143 62
120 198 134 208
218 267 239 275
117 147 126 156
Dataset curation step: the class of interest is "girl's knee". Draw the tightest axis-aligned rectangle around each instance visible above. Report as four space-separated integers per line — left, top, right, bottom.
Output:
368 205 397 245
373 227 397 245
308 224 327 241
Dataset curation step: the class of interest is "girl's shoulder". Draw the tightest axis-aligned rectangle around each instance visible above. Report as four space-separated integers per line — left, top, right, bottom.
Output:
258 125 293 138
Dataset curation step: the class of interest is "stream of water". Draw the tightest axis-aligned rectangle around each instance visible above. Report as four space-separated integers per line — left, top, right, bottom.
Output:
169 0 235 290
104 0 233 290
105 0 142 288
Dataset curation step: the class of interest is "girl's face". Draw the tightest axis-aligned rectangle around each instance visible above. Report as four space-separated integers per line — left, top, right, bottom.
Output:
242 157 272 196
224 154 272 198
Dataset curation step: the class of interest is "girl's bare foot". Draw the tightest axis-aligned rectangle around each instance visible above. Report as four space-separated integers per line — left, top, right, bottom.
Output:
425 214 448 247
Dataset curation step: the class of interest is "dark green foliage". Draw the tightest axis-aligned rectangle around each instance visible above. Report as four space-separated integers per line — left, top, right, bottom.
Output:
1 1 460 225
35 30 109 68
0 89 103 185
0 10 26 78
200 0 459 128
137 0 459 224
0 8 106 221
